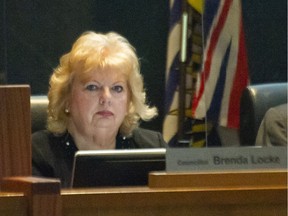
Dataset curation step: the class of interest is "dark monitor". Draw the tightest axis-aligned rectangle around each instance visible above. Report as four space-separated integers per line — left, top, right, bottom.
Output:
71 148 166 188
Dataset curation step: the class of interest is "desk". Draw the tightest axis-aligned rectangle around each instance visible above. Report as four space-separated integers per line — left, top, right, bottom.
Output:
0 85 31 179
0 170 287 216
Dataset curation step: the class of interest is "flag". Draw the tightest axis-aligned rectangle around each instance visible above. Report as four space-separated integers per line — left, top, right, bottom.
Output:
163 0 203 146
192 0 249 129
188 0 203 14
162 0 182 146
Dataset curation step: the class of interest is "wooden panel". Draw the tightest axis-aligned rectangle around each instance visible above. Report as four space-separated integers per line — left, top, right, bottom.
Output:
1 176 62 216
61 186 287 216
1 186 286 216
0 171 287 216
60 170 287 216
0 193 27 216
148 169 287 189
0 85 31 178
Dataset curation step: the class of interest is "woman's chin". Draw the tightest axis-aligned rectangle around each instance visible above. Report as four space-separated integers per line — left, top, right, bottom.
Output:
92 122 119 131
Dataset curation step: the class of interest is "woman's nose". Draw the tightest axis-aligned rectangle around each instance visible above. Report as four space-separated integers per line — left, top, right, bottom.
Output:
101 87 111 99
99 87 112 105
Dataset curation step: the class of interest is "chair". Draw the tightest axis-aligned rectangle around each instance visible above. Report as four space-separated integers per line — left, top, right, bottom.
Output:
30 95 48 133
239 83 287 146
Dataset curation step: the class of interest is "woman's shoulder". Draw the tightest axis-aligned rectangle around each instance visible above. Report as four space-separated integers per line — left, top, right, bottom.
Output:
131 128 167 148
32 130 50 144
32 130 67 148
132 127 161 136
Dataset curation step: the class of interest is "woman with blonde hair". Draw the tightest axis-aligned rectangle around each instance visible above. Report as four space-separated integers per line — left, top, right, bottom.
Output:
32 31 166 187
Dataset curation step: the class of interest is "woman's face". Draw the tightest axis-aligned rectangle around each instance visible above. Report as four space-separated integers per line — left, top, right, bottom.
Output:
68 69 130 137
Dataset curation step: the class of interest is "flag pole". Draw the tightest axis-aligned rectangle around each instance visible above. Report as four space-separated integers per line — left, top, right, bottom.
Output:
178 0 188 141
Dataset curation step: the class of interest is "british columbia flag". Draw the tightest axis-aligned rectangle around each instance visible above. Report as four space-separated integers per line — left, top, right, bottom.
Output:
162 0 182 145
192 0 249 128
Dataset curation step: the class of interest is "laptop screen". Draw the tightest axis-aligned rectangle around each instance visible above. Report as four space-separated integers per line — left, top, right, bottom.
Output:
71 148 166 188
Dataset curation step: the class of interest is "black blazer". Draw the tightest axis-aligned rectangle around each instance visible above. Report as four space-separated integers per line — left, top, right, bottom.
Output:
32 128 167 187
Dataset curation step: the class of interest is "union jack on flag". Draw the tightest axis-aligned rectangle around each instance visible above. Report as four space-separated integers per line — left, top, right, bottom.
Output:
192 0 249 129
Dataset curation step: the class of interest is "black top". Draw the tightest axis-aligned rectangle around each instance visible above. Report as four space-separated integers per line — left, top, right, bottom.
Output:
32 128 167 187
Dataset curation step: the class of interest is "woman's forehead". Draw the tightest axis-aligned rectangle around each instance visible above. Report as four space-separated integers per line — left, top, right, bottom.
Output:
77 68 128 83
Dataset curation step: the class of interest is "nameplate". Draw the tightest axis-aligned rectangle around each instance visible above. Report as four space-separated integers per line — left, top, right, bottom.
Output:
166 147 287 171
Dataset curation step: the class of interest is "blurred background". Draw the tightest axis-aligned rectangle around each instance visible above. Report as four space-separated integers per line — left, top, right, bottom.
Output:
0 0 286 145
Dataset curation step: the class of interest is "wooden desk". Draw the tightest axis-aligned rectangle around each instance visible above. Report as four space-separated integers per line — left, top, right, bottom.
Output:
0 85 31 179
1 170 287 216
0 192 26 216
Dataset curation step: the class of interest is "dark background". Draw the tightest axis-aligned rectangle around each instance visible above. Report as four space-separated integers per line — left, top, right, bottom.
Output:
0 0 169 132
242 0 287 83
1 1 287 132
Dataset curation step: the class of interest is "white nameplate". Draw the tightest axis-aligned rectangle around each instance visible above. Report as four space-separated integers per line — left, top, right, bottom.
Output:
166 147 287 171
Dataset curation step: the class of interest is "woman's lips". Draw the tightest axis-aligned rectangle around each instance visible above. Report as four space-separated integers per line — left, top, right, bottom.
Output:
97 110 113 117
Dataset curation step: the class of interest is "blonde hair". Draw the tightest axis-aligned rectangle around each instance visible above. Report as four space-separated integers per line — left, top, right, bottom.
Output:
47 31 157 136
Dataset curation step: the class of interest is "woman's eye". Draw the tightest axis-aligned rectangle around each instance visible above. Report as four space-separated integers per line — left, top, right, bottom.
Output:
112 85 124 93
85 84 99 91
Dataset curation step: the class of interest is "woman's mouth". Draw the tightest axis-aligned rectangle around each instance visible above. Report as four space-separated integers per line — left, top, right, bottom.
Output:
97 110 113 117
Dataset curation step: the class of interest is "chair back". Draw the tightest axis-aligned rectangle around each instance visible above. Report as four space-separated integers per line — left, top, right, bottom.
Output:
31 95 48 133
239 83 287 146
